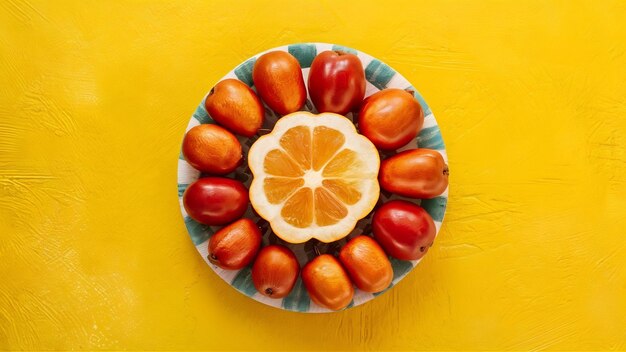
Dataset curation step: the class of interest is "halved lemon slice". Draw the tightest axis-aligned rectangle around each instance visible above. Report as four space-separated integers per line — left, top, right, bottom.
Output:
248 112 380 243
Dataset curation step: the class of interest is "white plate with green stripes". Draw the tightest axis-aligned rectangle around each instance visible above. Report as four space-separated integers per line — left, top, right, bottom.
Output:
177 43 447 313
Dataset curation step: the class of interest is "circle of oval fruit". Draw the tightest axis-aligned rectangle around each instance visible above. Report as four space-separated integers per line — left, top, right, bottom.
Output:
247 111 380 244
178 43 449 313
182 124 242 175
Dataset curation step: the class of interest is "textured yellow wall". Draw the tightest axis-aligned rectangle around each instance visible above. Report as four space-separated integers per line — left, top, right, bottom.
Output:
2 0 626 350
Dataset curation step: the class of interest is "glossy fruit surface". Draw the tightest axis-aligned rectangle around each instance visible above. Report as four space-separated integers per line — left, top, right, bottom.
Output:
358 88 424 150
182 124 242 174
372 200 436 261
208 218 261 270
379 148 449 199
307 50 366 115
183 177 249 226
251 245 299 299
301 254 354 311
252 51 306 115
339 236 393 293
205 78 264 137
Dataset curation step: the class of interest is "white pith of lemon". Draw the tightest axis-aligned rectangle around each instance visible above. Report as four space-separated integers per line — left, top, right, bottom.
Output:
248 111 380 243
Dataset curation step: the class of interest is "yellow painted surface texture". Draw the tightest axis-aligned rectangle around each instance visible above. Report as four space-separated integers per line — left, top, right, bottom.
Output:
2 0 626 350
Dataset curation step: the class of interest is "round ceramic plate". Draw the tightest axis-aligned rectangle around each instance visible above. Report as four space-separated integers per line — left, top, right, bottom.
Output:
177 43 448 313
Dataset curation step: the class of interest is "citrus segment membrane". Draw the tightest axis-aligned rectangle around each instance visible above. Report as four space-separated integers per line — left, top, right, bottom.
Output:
279 125 312 170
322 149 363 178
281 187 314 228
321 179 361 205
264 149 304 177
312 126 346 171
264 177 304 204
314 187 349 226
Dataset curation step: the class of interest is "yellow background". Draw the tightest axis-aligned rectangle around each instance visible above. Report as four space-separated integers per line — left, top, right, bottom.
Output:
2 0 626 350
